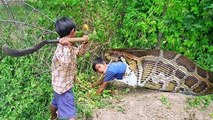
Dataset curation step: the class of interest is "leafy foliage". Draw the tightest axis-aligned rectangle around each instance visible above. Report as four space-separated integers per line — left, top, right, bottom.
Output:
159 95 171 109
187 95 213 109
0 0 212 119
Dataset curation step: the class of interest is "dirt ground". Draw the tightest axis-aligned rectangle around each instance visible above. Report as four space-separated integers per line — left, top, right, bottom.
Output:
91 87 213 120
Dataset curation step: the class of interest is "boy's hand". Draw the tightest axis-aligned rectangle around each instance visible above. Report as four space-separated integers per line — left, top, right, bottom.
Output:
59 37 71 46
109 90 118 96
90 83 95 88
82 35 88 44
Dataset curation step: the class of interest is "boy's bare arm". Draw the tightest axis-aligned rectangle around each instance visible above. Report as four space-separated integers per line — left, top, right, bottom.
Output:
91 77 104 88
96 82 108 95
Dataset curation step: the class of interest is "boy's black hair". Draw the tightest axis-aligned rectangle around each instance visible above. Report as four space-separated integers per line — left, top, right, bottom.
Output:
92 57 105 72
55 17 76 38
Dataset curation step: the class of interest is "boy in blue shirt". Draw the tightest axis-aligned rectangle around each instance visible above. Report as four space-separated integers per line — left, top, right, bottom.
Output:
91 57 137 95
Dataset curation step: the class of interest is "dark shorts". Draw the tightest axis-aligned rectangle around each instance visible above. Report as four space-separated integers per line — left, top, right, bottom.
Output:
52 88 76 119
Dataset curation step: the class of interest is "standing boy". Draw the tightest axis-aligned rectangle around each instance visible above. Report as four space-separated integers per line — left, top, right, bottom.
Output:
50 17 88 120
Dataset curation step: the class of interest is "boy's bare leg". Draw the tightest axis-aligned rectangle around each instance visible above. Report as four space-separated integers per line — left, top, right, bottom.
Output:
50 105 57 120
69 118 76 120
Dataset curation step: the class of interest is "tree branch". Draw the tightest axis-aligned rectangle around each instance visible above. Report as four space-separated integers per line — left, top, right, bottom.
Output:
0 20 55 33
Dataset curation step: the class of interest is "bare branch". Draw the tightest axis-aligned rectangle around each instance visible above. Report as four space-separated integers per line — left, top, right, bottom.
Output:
0 19 55 33
23 1 55 23
1 0 16 20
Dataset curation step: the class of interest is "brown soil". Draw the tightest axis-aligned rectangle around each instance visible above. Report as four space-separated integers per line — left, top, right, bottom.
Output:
91 87 213 120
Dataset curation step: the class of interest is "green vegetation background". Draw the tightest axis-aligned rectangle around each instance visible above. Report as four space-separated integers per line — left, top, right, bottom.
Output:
0 0 212 119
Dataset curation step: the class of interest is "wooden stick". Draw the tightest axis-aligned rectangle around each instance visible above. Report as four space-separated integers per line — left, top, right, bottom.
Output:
2 37 88 57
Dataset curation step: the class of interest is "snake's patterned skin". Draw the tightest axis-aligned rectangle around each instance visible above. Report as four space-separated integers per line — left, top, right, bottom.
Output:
104 48 213 95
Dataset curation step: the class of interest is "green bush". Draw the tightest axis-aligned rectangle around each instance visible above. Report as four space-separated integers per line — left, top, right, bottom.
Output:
0 0 212 119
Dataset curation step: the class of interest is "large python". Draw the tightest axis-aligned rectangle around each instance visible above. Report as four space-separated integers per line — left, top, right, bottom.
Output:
104 48 213 95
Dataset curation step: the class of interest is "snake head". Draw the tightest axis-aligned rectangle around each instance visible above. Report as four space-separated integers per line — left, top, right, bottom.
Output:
104 50 124 62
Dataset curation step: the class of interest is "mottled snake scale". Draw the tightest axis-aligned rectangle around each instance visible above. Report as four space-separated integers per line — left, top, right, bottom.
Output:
104 48 213 95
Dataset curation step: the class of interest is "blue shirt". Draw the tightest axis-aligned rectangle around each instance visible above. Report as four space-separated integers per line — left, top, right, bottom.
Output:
104 62 127 82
